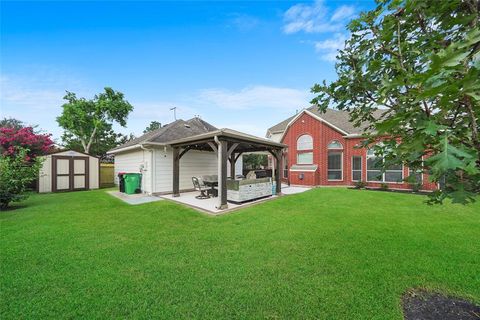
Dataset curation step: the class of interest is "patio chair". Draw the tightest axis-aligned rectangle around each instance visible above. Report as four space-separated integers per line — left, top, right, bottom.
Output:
192 177 210 199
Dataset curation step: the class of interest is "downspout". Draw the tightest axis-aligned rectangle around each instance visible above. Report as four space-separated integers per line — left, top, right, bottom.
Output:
140 144 155 195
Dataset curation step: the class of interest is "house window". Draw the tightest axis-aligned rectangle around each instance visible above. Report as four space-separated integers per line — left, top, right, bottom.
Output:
366 148 403 183
328 151 342 180
327 140 343 180
297 135 313 150
352 156 362 181
296 135 313 164
327 140 343 149
297 152 313 164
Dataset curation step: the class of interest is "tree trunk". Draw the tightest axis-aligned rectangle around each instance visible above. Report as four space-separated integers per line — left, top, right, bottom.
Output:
84 126 98 154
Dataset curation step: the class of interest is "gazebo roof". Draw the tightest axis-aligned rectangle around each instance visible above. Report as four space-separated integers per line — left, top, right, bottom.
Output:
168 128 286 153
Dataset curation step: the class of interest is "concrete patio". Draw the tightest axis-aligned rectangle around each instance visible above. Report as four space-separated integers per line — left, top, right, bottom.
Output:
160 184 311 214
107 191 164 205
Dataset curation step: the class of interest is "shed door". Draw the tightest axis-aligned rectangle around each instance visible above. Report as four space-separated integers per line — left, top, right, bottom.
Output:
73 158 88 190
52 156 89 192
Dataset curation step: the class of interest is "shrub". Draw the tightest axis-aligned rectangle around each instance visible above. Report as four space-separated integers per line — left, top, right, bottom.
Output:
0 148 42 210
354 180 367 189
410 182 423 192
380 183 389 191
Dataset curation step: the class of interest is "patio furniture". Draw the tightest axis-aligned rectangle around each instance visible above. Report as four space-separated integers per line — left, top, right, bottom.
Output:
201 175 218 197
192 177 210 199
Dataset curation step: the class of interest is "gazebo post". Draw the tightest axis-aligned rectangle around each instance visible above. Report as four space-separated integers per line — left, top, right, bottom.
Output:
172 146 180 197
229 153 236 178
274 149 282 194
216 139 228 210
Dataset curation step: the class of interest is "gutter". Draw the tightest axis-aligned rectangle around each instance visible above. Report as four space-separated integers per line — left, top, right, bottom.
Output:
107 141 167 154
106 144 143 154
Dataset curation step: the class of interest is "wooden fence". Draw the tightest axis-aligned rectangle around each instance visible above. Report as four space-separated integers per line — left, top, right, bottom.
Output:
100 163 115 188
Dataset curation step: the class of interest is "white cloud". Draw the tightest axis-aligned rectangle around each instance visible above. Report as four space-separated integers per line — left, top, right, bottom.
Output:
314 33 347 61
331 5 355 22
1 75 66 110
198 85 311 111
282 1 355 62
0 69 89 139
283 0 355 34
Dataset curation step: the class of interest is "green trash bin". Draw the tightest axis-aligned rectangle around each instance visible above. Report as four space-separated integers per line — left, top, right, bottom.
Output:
124 173 141 195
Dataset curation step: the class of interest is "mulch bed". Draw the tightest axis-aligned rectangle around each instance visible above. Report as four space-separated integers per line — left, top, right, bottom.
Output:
402 289 480 320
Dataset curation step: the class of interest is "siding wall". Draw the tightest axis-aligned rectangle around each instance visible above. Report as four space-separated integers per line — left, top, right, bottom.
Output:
38 155 52 193
281 112 438 191
88 156 99 189
153 148 218 193
114 149 153 193
114 146 244 194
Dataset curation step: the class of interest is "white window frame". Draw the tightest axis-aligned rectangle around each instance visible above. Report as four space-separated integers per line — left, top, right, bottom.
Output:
351 156 362 182
327 140 343 149
297 134 313 151
297 152 313 165
283 154 289 178
366 149 403 183
327 150 343 181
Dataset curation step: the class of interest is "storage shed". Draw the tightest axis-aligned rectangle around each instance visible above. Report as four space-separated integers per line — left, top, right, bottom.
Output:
38 150 99 193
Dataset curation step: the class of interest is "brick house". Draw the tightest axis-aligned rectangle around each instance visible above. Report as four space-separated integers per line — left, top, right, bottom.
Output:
266 106 438 191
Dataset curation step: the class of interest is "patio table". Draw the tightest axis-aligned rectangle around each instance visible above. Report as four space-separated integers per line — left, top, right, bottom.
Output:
202 179 218 197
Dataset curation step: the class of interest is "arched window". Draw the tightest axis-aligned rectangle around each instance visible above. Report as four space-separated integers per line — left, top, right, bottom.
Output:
327 140 343 180
296 135 313 164
297 135 313 150
327 140 343 149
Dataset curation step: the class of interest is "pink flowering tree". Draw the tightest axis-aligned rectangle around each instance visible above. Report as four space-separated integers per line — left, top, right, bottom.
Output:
0 127 54 209
0 127 54 160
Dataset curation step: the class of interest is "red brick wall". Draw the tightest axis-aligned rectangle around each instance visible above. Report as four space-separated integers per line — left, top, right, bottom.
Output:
280 112 437 191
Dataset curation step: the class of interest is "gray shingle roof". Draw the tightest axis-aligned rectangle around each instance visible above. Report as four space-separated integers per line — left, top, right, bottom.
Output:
267 106 384 136
109 118 217 152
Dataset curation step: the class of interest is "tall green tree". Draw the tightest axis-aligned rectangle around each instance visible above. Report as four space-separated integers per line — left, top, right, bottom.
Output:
312 0 480 204
143 121 162 133
243 154 268 170
57 87 133 154
61 124 134 159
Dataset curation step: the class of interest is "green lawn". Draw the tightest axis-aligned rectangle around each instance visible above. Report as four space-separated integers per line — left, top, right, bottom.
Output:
1 188 479 319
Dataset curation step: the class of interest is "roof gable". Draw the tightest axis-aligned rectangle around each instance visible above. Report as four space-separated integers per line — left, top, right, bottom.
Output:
267 106 384 137
109 118 218 153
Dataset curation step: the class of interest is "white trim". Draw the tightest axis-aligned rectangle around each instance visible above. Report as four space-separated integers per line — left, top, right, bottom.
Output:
327 140 343 149
279 109 350 142
290 168 317 172
107 142 168 154
107 144 142 154
282 154 288 178
351 156 362 182
297 134 313 151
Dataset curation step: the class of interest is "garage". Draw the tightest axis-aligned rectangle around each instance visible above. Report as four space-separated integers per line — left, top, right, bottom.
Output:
38 150 99 193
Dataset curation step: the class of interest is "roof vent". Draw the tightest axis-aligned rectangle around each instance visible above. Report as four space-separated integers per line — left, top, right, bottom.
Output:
184 124 191 128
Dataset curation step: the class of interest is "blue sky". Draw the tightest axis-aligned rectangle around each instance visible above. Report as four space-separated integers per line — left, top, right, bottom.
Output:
1 0 374 141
